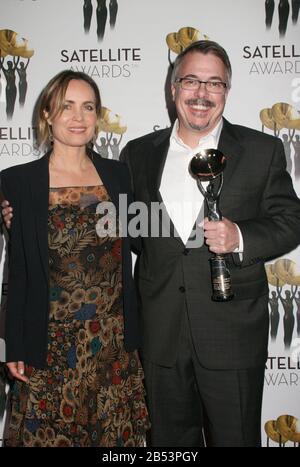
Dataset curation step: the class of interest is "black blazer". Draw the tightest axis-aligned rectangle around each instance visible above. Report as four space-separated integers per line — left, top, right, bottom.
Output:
120 119 300 369
1 151 140 368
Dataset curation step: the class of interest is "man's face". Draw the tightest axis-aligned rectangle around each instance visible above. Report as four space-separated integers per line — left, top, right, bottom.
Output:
171 51 229 146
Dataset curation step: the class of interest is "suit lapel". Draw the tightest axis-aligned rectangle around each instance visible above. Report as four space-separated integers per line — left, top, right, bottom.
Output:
30 153 50 283
218 118 244 189
146 130 171 203
90 153 120 210
146 129 184 246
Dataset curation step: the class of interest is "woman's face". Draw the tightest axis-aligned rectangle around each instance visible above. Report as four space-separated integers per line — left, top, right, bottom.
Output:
46 79 98 150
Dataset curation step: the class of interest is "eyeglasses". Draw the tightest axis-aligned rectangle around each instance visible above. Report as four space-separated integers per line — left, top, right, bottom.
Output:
175 77 227 94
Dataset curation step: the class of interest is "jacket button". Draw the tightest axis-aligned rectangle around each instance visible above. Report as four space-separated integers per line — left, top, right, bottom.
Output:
179 286 185 293
183 248 190 255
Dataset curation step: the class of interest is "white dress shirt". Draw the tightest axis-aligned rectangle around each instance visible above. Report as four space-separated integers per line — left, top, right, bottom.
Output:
160 118 243 253
160 119 222 244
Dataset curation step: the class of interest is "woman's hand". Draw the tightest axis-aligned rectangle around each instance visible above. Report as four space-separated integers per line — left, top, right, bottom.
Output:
6 361 28 383
1 200 13 229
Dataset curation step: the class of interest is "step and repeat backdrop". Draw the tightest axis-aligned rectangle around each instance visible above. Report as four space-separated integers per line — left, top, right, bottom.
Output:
0 0 300 446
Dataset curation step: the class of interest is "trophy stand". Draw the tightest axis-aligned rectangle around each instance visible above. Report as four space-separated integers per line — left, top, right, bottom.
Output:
189 149 234 302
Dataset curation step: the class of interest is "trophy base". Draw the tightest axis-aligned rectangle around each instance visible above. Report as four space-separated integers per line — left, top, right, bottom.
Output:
210 255 234 302
211 292 234 302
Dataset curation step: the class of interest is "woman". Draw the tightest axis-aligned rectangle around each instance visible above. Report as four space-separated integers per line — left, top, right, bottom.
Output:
1 70 149 447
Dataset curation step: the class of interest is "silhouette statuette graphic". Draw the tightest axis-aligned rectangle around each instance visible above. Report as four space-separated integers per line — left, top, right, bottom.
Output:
0 29 34 119
266 259 300 348
265 264 284 341
189 149 234 302
292 0 300 23
83 0 93 33
109 0 118 28
95 106 126 160
83 0 118 39
278 0 290 37
265 0 275 28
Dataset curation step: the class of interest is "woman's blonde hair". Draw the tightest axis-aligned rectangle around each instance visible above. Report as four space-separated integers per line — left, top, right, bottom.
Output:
36 70 102 149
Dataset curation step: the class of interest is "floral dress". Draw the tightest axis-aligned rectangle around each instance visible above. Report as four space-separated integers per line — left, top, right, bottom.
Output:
5 185 149 447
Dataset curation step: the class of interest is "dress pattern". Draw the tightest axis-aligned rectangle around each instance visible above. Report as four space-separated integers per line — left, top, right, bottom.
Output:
6 186 149 447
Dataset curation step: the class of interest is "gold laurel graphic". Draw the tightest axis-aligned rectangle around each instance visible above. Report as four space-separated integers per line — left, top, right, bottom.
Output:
0 29 34 58
264 420 289 444
166 27 209 54
274 258 300 286
99 106 127 135
276 415 300 443
265 263 285 287
272 103 300 131
259 108 283 132
166 32 183 54
260 103 300 132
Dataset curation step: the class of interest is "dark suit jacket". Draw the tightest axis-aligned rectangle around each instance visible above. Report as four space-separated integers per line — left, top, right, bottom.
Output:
120 118 300 369
1 151 140 368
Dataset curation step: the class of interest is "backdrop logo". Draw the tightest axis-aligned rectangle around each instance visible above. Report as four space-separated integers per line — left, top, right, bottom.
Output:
60 48 141 79
264 415 300 446
83 0 118 41
94 106 126 160
0 29 34 120
265 0 300 37
260 102 300 179
0 126 41 158
243 44 300 74
265 259 300 347
166 26 209 65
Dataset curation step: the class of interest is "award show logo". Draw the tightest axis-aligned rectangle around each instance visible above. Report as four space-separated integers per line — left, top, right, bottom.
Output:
265 0 300 37
0 29 34 120
260 102 300 178
94 106 126 160
246 2 300 74
265 259 300 347
83 0 118 41
265 414 300 446
243 44 300 74
62 1 140 79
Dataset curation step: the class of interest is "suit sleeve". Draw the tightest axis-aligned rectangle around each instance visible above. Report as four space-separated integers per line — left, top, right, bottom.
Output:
0 171 27 362
119 145 141 254
236 138 300 267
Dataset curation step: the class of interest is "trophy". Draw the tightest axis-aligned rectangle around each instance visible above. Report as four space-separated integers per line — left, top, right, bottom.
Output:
189 149 234 302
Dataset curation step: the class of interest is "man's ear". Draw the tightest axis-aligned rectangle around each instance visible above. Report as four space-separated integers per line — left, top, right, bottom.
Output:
171 84 176 102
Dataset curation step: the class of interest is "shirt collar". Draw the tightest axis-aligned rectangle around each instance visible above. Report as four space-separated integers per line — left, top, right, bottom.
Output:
170 118 223 151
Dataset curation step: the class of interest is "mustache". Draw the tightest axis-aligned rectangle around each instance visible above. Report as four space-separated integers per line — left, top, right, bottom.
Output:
185 98 215 107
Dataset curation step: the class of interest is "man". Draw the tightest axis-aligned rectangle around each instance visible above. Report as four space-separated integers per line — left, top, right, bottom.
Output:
2 41 300 447
119 40 300 447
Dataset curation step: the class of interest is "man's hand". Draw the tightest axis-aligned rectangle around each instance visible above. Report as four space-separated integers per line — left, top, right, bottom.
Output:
6 361 28 383
1 200 12 229
204 217 239 254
